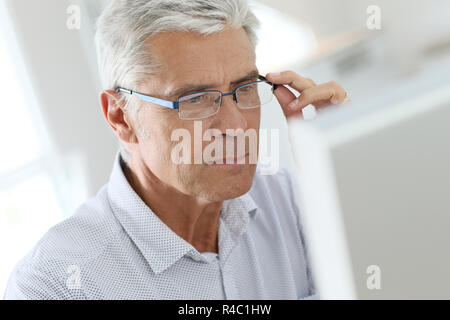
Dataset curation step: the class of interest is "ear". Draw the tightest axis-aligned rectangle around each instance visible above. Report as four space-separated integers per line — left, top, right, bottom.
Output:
100 90 139 144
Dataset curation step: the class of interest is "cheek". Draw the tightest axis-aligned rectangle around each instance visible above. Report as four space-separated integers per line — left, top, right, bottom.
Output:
165 119 200 166
243 108 261 133
139 112 181 160
245 110 261 154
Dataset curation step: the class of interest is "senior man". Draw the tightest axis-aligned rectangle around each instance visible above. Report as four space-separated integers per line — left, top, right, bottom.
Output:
4 0 348 300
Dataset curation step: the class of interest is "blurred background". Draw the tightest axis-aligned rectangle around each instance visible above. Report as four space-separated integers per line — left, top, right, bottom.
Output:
1 0 450 293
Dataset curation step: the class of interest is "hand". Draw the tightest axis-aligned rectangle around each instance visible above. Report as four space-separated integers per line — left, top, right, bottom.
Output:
266 71 350 119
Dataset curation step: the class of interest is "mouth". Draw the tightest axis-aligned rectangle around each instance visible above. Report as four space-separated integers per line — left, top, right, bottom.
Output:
206 153 249 166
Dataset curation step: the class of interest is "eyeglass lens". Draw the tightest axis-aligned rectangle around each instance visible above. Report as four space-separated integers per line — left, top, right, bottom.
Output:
178 81 274 120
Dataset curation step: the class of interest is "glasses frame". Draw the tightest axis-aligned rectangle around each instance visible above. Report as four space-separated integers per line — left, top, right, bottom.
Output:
116 75 278 120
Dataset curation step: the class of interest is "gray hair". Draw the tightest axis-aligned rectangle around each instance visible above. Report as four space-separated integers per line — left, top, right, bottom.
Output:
95 0 261 163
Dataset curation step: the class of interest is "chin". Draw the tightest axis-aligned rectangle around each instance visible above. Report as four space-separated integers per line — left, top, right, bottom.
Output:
201 164 257 201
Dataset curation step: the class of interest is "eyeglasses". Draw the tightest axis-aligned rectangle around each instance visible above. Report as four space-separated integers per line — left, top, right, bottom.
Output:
116 75 278 120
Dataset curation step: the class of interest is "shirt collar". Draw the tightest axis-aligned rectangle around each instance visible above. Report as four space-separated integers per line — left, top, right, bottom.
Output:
107 152 258 274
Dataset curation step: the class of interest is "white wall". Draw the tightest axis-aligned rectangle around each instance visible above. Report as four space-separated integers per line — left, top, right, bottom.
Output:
5 0 117 198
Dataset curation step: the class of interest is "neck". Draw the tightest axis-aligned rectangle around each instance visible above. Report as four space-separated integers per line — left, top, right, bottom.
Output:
122 156 223 254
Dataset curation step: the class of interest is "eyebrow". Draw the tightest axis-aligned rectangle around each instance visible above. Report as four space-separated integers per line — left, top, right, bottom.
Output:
166 69 260 99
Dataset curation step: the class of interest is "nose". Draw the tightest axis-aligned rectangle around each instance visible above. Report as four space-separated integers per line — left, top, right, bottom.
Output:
214 93 248 132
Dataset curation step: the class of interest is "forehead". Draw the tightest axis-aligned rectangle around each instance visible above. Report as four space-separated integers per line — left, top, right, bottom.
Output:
147 27 257 89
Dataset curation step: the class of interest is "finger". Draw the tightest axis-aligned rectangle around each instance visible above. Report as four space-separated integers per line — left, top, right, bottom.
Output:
287 81 348 112
266 71 316 93
325 81 348 105
342 91 351 104
310 90 350 109
272 85 302 118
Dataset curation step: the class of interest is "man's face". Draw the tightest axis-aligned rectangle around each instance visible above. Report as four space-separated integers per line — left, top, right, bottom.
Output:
133 27 260 202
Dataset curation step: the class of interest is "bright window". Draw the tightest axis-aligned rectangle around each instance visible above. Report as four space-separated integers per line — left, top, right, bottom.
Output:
0 5 65 295
251 1 317 74
0 43 41 175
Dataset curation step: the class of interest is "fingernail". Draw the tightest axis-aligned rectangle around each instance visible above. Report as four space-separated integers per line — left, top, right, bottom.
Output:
289 99 300 108
268 72 281 77
331 97 340 105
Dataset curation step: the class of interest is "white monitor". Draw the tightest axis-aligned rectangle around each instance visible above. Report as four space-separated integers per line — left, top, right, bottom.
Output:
288 83 450 299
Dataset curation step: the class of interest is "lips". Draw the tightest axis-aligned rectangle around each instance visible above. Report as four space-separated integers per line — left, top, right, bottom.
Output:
208 153 249 165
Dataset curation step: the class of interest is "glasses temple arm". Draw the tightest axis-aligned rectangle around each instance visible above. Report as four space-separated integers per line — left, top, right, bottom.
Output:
258 75 278 92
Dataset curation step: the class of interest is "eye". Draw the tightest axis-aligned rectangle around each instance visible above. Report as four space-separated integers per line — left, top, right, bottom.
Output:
186 94 205 104
240 83 257 92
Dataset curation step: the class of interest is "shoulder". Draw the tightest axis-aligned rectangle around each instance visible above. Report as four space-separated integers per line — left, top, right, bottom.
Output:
3 185 123 300
29 185 123 267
